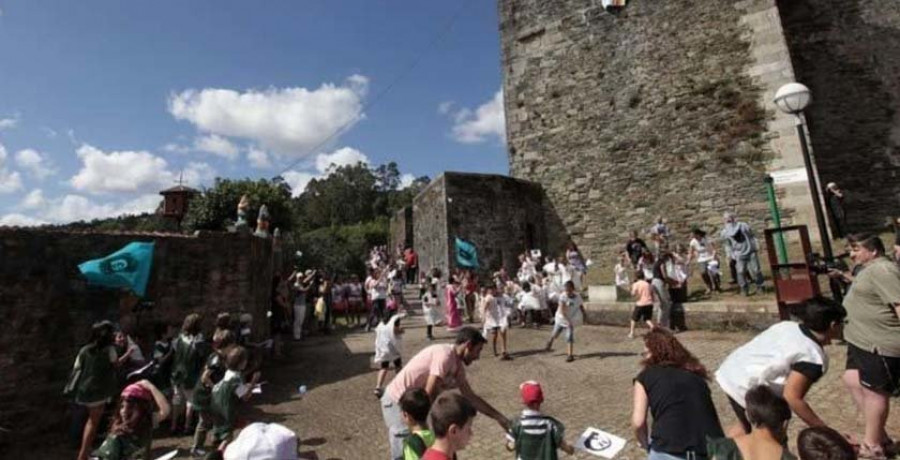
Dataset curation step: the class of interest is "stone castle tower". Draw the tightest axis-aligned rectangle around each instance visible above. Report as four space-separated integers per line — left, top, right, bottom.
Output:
500 0 900 268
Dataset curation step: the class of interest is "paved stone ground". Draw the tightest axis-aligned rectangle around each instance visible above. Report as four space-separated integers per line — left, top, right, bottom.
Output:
28 295 898 460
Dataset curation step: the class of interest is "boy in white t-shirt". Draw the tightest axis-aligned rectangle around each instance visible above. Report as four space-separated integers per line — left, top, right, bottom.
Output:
545 281 585 362
715 297 846 437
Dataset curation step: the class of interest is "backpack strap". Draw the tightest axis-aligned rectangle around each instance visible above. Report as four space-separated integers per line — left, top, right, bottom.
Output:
405 432 427 457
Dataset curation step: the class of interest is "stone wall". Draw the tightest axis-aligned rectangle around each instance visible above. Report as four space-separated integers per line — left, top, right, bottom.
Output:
500 0 776 279
444 173 548 277
409 173 550 280
412 175 450 277
389 206 414 253
0 229 274 450
778 0 900 230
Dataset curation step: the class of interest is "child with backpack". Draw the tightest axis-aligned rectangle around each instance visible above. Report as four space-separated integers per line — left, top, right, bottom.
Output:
400 388 435 460
190 329 236 457
209 346 256 451
506 381 574 460
171 313 207 435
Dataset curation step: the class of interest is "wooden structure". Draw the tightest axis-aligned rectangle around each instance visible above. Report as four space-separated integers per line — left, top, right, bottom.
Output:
159 178 199 227
764 225 819 320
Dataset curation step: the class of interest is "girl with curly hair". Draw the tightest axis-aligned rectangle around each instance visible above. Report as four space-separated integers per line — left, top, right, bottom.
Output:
631 328 723 459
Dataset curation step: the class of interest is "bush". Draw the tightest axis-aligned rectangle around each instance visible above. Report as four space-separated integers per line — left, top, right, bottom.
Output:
294 219 389 277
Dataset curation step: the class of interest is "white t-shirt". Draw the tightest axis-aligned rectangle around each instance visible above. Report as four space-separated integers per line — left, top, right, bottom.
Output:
690 237 715 263
614 263 630 287
374 315 403 363
715 321 827 407
517 291 542 311
555 293 583 327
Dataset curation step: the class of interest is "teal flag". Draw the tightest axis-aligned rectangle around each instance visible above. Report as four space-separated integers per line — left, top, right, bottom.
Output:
454 237 479 269
78 242 155 297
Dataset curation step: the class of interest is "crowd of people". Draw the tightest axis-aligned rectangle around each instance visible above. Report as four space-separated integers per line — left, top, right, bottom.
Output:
63 219 900 459
376 230 899 460
67 311 273 460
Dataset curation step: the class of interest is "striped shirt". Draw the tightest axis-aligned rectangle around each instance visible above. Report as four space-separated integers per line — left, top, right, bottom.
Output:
507 409 565 460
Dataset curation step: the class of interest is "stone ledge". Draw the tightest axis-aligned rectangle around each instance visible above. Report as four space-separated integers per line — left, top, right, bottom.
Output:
584 301 779 331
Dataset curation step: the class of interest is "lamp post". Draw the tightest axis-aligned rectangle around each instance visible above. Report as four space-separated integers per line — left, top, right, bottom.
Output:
773 82 841 301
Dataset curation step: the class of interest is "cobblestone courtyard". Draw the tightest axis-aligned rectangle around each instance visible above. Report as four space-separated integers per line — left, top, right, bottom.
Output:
143 308 897 460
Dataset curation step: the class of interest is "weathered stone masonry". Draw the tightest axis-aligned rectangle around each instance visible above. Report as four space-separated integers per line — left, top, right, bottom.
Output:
0 229 274 451
499 0 900 276
410 172 549 278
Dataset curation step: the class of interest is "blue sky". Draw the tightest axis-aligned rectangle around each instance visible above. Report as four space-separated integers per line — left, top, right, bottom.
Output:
0 0 507 225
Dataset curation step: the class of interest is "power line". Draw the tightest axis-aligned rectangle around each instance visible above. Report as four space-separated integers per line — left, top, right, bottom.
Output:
275 0 474 177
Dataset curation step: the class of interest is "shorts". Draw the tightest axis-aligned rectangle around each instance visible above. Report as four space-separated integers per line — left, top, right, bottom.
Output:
172 384 195 407
380 358 402 370
846 343 900 395
632 305 653 322
551 323 574 343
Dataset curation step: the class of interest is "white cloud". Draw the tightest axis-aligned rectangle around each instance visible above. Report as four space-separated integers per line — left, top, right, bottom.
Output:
0 116 18 130
193 134 240 160
399 173 416 189
69 144 216 195
15 148 56 180
70 144 171 194
0 213 47 227
168 75 368 157
247 147 272 169
315 147 369 172
448 90 506 144
21 189 46 209
281 170 316 197
0 143 23 193
181 161 217 187
115 194 164 216
0 169 23 193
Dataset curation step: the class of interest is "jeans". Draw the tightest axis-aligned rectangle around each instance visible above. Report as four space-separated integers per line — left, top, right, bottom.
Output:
551 323 574 343
651 278 671 328
735 253 765 291
380 393 409 460
292 302 306 339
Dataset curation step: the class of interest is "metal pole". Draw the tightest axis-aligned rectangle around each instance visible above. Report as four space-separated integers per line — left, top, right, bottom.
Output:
795 115 843 301
764 176 788 264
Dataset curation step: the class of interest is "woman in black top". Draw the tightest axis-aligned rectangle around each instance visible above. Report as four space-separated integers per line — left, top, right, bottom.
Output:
631 328 724 459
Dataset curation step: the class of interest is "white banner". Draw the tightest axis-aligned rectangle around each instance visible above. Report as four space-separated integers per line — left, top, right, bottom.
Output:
576 427 627 458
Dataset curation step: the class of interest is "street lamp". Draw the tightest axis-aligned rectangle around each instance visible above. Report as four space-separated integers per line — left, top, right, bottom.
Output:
773 82 841 300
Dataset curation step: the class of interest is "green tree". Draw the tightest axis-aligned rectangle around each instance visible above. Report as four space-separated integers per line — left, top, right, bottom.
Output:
292 162 378 229
184 177 296 232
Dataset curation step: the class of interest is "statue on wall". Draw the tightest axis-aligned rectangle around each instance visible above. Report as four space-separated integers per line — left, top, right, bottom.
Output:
255 204 271 238
235 195 251 231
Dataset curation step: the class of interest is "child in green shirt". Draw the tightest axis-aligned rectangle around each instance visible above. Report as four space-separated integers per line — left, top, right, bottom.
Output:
400 388 435 460
92 380 171 460
190 328 236 457
506 381 574 460
210 345 257 450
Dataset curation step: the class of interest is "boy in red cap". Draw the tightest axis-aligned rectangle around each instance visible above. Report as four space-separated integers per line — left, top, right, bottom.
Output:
506 381 574 460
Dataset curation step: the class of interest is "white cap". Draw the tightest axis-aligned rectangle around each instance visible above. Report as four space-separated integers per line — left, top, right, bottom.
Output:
224 423 298 460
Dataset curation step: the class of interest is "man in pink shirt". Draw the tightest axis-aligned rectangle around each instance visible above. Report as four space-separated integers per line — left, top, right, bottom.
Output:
380 327 509 459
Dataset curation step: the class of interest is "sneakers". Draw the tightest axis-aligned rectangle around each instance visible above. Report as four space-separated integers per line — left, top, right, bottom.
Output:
500 353 512 361
190 447 208 458
565 355 575 363
373 388 384 399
